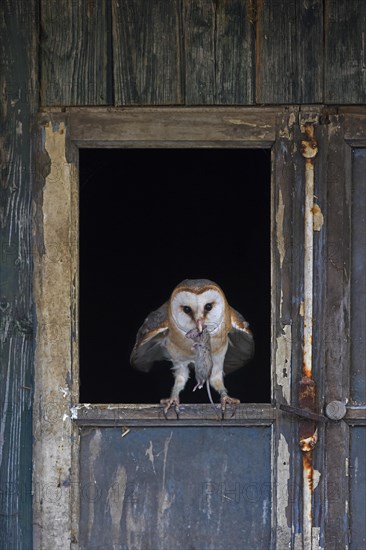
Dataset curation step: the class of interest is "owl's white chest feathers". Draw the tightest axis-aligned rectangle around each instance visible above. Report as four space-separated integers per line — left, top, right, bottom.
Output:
164 284 232 365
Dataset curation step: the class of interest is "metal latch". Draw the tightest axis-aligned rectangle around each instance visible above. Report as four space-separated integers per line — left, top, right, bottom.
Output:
280 399 348 422
279 403 328 423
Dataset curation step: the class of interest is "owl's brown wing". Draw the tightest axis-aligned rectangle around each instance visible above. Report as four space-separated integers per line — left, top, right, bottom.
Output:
223 307 255 374
130 302 171 372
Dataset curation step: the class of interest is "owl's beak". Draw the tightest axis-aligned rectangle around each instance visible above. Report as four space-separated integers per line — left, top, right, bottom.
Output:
196 318 204 333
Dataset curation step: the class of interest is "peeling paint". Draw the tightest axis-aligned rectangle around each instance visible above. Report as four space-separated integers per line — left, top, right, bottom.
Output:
276 188 285 268
276 324 292 403
224 118 271 129
303 453 313 548
296 529 324 550
313 468 321 491
279 111 296 139
16 120 22 135
160 432 174 513
126 491 143 550
277 434 290 541
294 533 303 549
70 403 89 419
312 203 324 231
145 441 157 475
312 527 324 550
87 430 102 547
107 465 127 548
59 385 70 398
299 301 304 317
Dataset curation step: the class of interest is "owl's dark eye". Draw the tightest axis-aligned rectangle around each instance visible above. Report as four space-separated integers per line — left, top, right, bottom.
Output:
204 303 213 312
183 305 192 315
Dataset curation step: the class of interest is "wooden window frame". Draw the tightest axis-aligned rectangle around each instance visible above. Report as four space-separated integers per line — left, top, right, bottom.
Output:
32 106 366 549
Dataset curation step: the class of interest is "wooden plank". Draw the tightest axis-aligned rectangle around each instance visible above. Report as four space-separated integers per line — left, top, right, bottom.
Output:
112 0 183 105
79 426 272 549
351 149 366 404
183 0 215 104
325 1 366 104
72 403 276 427
346 407 366 426
324 117 351 549
69 107 277 146
349 428 366 548
215 0 255 104
184 0 255 105
0 0 38 547
256 0 323 104
271 112 299 549
40 0 110 105
32 115 80 548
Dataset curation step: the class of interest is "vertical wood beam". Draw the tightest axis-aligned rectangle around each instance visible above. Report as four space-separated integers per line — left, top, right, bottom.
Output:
324 116 351 549
0 1 38 547
32 116 79 549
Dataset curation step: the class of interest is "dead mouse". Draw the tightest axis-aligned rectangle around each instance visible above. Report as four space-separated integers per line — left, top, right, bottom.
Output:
185 325 217 415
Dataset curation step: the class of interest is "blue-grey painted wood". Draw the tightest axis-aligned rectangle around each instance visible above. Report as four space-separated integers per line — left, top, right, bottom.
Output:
0 0 38 548
79 426 272 549
349 428 366 549
351 149 366 404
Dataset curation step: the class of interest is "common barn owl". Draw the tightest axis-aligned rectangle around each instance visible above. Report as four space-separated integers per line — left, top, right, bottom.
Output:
130 279 254 417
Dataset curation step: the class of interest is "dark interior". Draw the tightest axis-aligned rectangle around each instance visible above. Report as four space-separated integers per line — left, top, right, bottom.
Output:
79 148 271 404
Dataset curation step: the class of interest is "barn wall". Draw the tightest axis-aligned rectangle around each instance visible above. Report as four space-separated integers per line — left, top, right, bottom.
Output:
40 0 366 107
0 1 38 549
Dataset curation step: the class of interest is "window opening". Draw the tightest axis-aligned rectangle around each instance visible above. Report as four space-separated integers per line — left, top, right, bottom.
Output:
79 149 271 404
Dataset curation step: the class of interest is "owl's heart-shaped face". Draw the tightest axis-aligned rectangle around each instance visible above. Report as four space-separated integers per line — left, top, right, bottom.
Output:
170 288 226 334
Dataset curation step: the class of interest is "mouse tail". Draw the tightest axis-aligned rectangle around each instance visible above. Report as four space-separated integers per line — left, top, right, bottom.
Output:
206 379 220 419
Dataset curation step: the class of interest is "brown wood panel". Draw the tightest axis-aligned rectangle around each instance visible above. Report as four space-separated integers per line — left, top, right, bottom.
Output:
256 0 323 104
184 0 255 105
40 0 110 105
69 107 277 147
112 0 183 105
0 0 38 546
325 1 366 104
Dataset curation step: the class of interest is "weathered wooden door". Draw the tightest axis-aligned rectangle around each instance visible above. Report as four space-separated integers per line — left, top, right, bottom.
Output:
321 117 366 550
32 108 366 549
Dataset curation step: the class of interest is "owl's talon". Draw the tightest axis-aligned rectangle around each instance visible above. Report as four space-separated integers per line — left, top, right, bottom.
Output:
221 394 240 419
160 397 180 419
